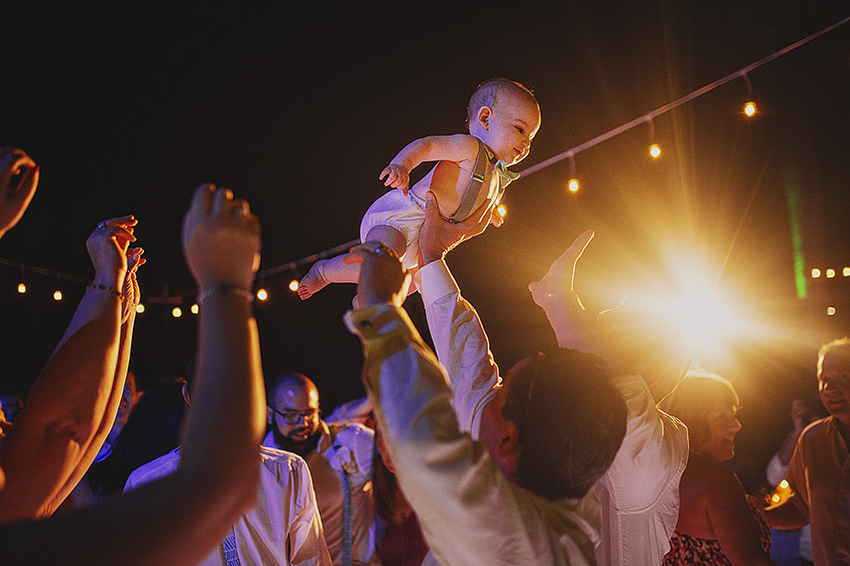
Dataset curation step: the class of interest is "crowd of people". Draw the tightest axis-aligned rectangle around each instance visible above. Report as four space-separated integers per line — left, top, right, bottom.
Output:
1 77 849 566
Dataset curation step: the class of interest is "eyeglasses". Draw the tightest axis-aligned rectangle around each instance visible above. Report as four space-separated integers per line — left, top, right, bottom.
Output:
269 406 321 425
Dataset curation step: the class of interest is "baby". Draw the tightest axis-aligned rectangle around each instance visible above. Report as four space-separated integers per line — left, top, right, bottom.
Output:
298 78 541 299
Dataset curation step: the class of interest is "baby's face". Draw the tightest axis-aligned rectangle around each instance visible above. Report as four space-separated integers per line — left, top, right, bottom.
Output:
482 93 541 165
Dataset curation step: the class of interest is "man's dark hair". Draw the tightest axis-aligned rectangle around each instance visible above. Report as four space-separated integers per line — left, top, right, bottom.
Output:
502 348 627 501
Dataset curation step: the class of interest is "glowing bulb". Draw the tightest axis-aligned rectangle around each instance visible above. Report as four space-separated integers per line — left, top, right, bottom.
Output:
191 303 199 315
496 204 507 218
172 306 182 318
53 290 63 301
827 306 836 316
844 267 850 277
257 288 268 301
779 480 789 489
568 178 579 193
827 269 836 279
771 494 781 504
135 303 145 313
17 283 26 294
289 280 299 292
743 101 757 117
812 268 821 278
649 144 661 159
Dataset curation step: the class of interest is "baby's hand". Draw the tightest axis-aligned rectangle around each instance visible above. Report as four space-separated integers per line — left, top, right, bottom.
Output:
379 163 410 194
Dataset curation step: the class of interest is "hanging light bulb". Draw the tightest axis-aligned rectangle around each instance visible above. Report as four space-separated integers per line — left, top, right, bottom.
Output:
172 306 182 318
135 303 145 314
257 288 268 301
649 144 662 158
647 117 661 159
568 178 580 193
743 101 757 116
17 282 26 294
191 303 199 315
289 280 299 292
567 152 580 193
741 72 757 117
53 276 62 301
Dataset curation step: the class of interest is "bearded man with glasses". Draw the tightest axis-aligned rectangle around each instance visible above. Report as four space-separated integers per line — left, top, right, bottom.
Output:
265 372 380 566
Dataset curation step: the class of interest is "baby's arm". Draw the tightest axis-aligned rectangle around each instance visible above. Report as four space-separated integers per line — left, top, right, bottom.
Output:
380 134 479 194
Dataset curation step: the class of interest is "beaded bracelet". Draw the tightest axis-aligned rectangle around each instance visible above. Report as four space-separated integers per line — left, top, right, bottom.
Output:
196 283 254 304
87 283 122 298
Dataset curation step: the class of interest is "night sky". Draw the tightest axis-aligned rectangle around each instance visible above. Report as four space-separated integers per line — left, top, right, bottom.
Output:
2 1 849 489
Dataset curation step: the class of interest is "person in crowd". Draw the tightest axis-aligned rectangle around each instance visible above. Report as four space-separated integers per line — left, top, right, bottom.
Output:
372 424 429 566
126 370 331 566
413 190 690 565
659 370 774 565
298 78 538 300
265 372 378 566
764 338 850 566
94 370 143 463
0 147 143 523
344 229 628 563
766 398 819 566
1 180 266 565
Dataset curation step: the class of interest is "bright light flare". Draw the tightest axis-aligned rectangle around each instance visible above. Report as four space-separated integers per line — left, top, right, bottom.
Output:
568 178 579 193
495 204 507 219
289 280 299 292
649 144 661 159
135 303 145 314
17 283 26 294
191 303 199 315
743 101 757 117
53 290 62 301
828 306 836 316
827 268 836 279
844 267 850 277
257 288 268 301
172 307 182 318
812 268 821 278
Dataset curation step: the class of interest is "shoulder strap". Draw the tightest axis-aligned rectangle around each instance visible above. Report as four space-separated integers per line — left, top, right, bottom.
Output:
448 138 491 223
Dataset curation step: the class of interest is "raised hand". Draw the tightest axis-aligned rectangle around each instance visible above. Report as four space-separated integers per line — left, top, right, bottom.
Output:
182 184 261 292
345 242 410 308
86 216 138 288
0 148 39 239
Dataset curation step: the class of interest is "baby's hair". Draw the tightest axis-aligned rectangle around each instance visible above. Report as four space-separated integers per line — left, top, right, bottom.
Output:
467 78 536 126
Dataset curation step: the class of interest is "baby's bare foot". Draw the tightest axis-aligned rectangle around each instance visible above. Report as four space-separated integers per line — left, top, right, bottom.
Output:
298 260 329 300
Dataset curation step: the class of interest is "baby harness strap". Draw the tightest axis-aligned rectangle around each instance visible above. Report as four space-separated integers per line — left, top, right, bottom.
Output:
448 138 493 223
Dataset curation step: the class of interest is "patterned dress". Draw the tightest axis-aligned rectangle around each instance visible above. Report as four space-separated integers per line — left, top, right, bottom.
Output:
662 498 771 565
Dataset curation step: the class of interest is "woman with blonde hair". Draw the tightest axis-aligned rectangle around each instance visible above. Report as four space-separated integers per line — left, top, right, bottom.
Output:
660 370 775 566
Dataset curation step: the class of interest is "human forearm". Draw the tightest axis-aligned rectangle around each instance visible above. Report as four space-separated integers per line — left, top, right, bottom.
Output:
420 260 499 432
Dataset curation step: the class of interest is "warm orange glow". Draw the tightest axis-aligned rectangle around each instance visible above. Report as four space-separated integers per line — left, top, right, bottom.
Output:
744 101 757 116
257 288 268 301
844 267 850 277
289 280 299 292
812 268 822 278
828 306 836 316
172 306 182 318
649 144 661 158
827 268 836 279
779 480 789 489
53 290 62 301
17 283 26 294
568 178 580 192
135 303 145 313
496 204 507 218
191 303 199 315
771 494 781 504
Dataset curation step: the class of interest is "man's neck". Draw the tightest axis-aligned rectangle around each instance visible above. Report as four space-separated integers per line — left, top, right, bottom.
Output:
271 426 322 458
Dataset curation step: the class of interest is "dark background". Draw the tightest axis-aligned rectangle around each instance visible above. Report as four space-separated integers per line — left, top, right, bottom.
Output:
2 1 849 491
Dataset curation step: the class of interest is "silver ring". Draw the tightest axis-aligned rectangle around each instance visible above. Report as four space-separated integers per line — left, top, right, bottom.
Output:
97 222 108 230
374 246 384 255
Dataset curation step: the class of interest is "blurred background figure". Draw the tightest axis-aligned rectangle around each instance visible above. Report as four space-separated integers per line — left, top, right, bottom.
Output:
660 370 774 566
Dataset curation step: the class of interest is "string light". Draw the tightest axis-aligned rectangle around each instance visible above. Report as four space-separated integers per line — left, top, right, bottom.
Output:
844 267 850 277
827 306 837 316
53 276 62 301
18 267 26 294
172 306 182 318
647 117 661 159
257 288 268 301
567 153 579 193
135 303 145 314
812 268 822 278
289 280 299 292
827 268 836 279
191 303 199 314
741 72 757 117
495 204 507 218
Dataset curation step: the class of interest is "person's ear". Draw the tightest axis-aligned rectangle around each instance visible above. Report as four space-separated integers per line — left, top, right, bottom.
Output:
496 420 521 459
476 106 492 130
181 382 192 406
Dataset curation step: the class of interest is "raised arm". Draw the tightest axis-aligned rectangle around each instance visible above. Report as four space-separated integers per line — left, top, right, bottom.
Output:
417 192 501 433
0 184 265 566
380 134 480 193
0 217 138 522
345 243 597 566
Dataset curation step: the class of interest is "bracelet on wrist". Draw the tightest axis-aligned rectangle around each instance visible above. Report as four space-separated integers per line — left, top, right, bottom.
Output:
196 283 254 304
87 283 122 298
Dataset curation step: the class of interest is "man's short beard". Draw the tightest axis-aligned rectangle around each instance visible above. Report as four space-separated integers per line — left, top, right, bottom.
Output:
272 425 321 458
